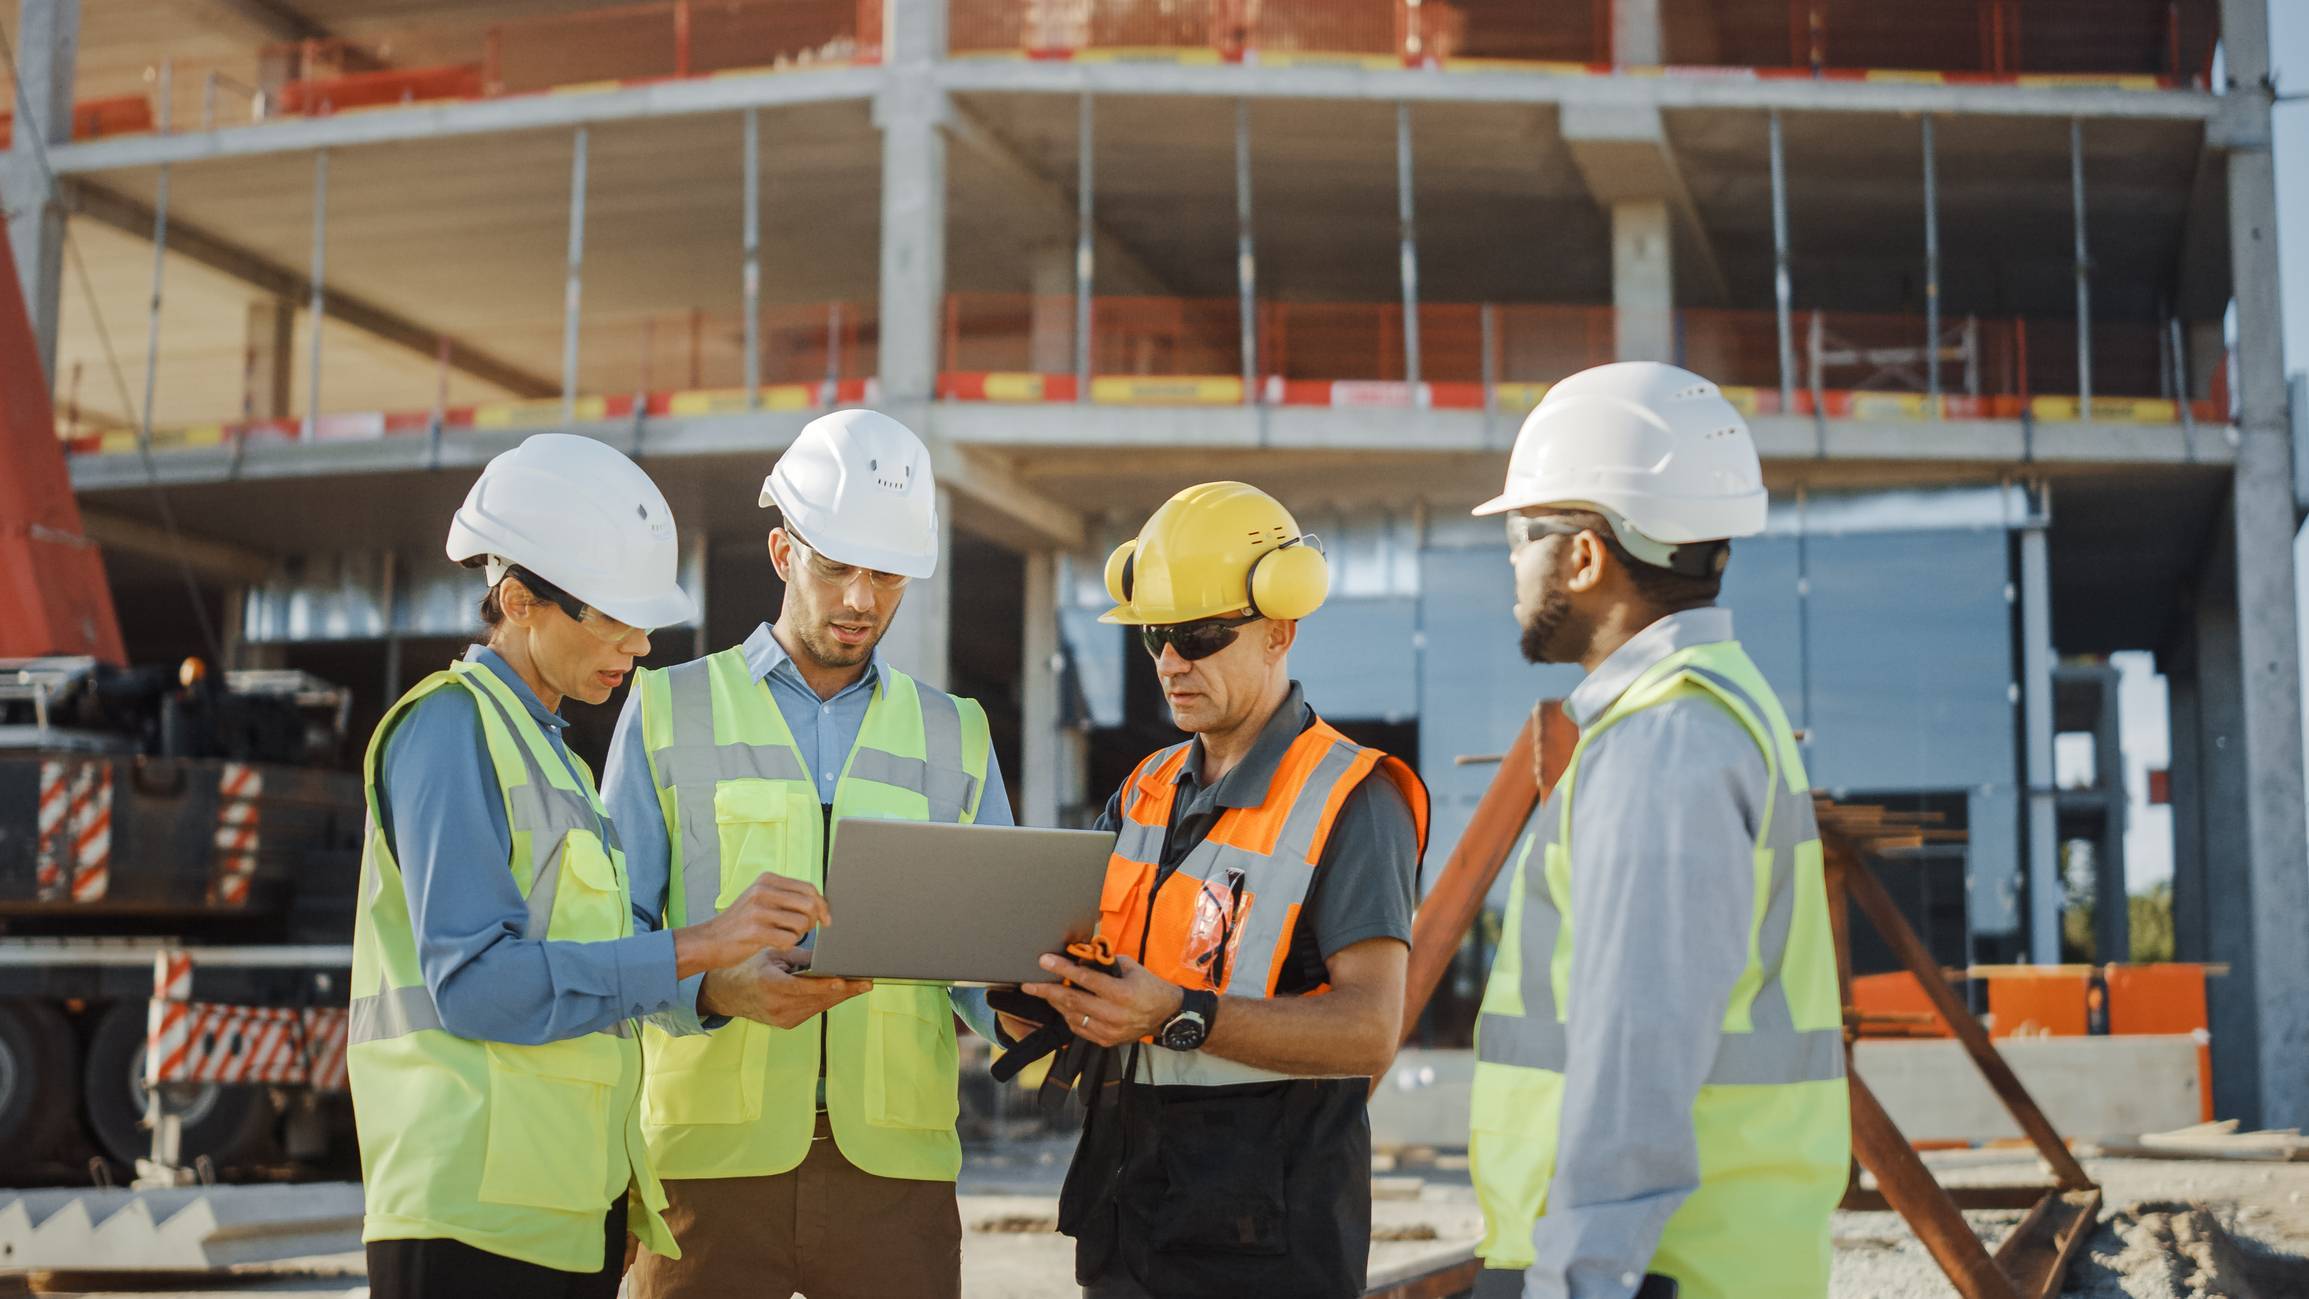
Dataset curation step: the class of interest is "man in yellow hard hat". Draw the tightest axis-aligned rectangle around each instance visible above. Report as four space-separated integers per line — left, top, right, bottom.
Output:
1006 481 1430 1299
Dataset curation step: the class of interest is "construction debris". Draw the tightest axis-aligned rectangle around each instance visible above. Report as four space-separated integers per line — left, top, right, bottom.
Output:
0 1184 361 1272
2098 1122 2309 1164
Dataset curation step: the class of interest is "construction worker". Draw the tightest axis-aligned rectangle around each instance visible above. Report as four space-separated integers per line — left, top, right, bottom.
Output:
350 434 831 1299
1463 362 1849 1299
605 409 1012 1299
1013 481 1429 1299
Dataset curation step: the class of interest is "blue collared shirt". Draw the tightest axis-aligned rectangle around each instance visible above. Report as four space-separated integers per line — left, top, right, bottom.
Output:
603 623 1008 1040
1519 607 1773 1299
374 646 685 1046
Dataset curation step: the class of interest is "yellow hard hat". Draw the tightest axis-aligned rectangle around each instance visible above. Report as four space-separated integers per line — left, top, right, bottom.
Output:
1101 482 1329 626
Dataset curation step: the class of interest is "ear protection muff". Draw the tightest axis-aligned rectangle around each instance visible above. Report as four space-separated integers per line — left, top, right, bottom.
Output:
1246 535 1329 622
1104 540 1139 605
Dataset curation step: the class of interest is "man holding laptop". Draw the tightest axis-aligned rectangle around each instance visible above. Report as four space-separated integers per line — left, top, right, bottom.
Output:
603 409 1011 1299
1014 482 1430 1299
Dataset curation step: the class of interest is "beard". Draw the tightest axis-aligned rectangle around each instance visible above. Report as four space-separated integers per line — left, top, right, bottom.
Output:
793 618 880 669
1516 547 1587 664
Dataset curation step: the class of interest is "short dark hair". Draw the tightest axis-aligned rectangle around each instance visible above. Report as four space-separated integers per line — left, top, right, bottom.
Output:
467 560 585 632
1553 508 1725 610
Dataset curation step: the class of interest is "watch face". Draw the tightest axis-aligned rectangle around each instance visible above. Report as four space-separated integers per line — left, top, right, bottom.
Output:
1160 1012 1207 1051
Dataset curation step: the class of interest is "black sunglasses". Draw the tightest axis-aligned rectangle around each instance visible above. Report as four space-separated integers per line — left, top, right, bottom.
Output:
1141 614 1262 662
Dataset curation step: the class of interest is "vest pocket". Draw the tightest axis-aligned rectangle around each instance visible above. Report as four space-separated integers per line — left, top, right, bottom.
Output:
712 783 803 909
641 1022 766 1126
863 986 958 1131
1145 1087 1289 1255
545 831 626 940
478 1038 620 1213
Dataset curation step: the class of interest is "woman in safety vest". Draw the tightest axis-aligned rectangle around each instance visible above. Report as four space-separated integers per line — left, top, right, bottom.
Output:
348 434 832 1299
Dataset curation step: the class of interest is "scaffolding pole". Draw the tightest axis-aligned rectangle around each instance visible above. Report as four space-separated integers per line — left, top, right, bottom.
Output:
1235 98 1256 403
1769 110 1796 413
563 126 590 425
1922 114 1941 413
302 148 328 442
742 107 761 408
2070 118 2091 416
1074 93 1093 403
137 63 172 454
1396 102 1421 401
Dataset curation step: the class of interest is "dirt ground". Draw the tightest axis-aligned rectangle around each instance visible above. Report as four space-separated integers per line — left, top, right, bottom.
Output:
12 1148 2306 1298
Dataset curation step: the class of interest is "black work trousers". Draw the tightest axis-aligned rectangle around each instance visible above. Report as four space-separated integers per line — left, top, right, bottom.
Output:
365 1197 626 1299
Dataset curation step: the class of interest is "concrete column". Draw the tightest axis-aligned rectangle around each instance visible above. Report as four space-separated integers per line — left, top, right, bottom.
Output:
1612 199 1674 363
3 0 79 382
1612 0 1662 65
879 486 952 690
2183 518 2266 1125
1026 242 1074 375
242 300 295 421
874 0 949 406
1019 550 1061 826
2210 0 2309 1130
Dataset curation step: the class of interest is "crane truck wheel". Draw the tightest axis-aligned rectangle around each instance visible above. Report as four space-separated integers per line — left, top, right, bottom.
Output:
84 1002 275 1174
0 1001 80 1178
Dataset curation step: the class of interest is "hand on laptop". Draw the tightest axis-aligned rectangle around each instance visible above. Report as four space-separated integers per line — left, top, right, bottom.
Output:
700 949 872 1029
672 875 832 978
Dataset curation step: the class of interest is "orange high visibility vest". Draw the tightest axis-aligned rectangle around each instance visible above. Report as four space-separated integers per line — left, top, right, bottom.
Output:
1099 717 1428 1052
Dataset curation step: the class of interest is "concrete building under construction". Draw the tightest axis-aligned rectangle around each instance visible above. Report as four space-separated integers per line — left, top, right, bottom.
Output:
6 0 2304 1130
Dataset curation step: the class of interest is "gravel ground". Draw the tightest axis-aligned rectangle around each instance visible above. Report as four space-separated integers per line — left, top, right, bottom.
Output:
15 1146 2305 1297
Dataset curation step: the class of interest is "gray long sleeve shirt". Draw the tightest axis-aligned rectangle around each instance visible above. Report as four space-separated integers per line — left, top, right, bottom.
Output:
1521 607 1770 1299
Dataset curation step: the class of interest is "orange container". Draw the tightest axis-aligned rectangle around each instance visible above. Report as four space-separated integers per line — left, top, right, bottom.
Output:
1985 972 2089 1038
2107 963 2214 1122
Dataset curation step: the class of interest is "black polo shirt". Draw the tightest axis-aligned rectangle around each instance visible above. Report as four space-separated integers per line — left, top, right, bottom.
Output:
1092 681 1419 994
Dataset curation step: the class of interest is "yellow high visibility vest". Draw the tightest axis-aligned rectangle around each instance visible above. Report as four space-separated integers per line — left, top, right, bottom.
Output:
633 648 991 1181
348 660 676 1273
1468 639 1848 1299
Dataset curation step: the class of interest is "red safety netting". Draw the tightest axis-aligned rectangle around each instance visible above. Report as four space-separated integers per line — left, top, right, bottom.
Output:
943 293 2195 402
950 0 2207 78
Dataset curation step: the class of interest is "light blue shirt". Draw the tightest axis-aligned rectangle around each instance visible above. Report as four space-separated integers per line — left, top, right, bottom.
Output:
374 646 686 1046
1521 607 1772 1299
603 623 1008 1041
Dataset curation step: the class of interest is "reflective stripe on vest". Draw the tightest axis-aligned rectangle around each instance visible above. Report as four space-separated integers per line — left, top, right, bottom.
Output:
349 669 630 1045
1473 663 1842 1087
1109 725 1427 1088
653 659 982 925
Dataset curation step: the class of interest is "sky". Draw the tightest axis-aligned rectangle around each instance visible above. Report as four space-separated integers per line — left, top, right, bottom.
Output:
2112 3 2309 895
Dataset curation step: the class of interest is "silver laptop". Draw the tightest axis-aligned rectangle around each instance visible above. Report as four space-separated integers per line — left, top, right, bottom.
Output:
797 819 1113 986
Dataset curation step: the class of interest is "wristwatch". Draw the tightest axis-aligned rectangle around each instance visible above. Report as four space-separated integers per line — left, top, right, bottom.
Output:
1158 988 1218 1051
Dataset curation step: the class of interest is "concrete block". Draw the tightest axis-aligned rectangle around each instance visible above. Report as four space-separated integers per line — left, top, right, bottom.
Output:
1856 1034 2203 1143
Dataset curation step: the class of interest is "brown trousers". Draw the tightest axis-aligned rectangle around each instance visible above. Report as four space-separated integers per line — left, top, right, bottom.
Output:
626 1116 960 1299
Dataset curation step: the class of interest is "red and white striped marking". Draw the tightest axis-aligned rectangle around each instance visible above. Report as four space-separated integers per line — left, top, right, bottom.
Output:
145 951 348 1091
210 763 264 907
36 762 111 902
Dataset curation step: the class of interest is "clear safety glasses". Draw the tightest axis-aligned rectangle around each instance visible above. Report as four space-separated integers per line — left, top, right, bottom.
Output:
786 532 911 592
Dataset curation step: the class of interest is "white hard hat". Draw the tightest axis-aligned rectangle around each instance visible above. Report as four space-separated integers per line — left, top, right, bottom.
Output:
760 409 940 579
446 433 696 629
1472 361 1768 544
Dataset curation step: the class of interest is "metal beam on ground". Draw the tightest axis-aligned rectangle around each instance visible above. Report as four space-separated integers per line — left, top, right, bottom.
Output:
70 184 556 399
